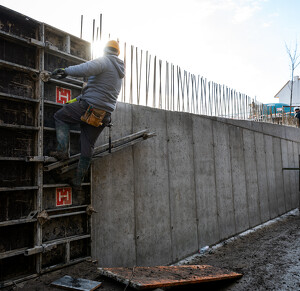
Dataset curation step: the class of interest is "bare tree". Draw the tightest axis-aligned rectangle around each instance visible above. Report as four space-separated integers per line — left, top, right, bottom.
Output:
285 41 300 114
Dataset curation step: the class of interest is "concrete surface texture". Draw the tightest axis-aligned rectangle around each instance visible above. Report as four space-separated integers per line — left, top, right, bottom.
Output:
91 102 300 267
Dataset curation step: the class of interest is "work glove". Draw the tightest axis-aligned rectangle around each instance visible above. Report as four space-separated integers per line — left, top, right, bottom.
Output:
66 98 77 104
51 68 68 79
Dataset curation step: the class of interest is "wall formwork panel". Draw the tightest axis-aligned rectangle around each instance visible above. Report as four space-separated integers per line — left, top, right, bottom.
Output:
0 5 92 286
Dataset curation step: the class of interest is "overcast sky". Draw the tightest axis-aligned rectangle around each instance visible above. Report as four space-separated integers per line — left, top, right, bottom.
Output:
1 0 300 104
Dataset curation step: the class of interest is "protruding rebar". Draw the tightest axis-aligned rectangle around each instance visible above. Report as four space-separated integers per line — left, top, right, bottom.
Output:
130 45 134 104
153 56 157 108
100 14 102 40
80 15 83 39
159 60 162 109
122 42 127 102
92 19 95 42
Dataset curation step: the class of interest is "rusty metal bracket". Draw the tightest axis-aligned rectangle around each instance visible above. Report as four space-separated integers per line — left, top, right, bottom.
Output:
86 205 97 216
24 242 57 256
37 210 50 225
40 70 51 82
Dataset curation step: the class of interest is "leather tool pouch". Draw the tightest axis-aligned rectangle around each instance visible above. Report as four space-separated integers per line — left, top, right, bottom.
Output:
80 105 106 127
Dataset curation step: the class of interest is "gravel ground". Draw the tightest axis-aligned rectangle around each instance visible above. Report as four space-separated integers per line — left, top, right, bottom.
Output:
6 209 300 291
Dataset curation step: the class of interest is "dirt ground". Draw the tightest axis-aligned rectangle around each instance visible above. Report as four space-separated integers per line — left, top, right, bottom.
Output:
5 209 300 291
177 209 300 291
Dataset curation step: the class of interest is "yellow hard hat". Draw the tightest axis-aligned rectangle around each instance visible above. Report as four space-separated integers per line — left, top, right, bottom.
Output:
105 40 120 55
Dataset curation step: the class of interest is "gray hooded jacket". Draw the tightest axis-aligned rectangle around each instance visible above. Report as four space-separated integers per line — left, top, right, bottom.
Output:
65 54 125 113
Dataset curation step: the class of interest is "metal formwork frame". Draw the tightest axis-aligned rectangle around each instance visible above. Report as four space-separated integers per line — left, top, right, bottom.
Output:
0 6 92 286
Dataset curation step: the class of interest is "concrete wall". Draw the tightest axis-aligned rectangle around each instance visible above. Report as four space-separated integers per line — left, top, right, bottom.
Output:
91 102 300 267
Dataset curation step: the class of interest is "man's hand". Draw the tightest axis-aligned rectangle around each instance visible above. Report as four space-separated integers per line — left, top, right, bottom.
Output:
51 68 68 79
66 98 77 104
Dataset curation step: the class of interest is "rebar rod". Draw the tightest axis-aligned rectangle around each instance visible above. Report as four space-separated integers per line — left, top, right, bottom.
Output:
203 78 207 115
195 75 200 114
159 60 162 109
122 42 127 102
186 72 190 113
165 61 169 110
171 64 175 111
80 15 83 39
177 66 181 112
136 47 139 104
130 45 134 104
208 82 212 116
145 51 151 106
153 56 157 108
137 49 143 105
99 14 102 40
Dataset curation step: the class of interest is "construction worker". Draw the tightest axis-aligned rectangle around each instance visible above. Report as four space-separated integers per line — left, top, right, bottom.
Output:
50 40 125 192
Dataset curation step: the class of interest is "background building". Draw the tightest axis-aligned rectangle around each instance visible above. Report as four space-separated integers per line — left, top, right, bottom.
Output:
275 76 300 107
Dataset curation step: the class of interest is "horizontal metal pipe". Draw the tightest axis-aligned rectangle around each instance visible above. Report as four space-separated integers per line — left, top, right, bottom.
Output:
41 256 91 274
0 248 28 259
46 205 88 213
0 59 39 73
42 182 90 188
0 186 38 192
0 92 39 103
0 218 37 228
24 234 91 257
0 123 39 131
48 211 86 219
44 126 80 135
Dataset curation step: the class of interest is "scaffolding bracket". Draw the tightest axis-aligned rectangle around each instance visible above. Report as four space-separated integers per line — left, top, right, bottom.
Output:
44 129 156 173
26 156 56 163
24 242 58 256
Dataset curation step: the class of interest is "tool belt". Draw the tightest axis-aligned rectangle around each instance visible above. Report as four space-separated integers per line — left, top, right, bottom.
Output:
80 105 107 127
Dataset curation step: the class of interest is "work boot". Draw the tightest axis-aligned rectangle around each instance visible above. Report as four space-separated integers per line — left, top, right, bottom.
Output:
67 156 92 194
50 121 70 160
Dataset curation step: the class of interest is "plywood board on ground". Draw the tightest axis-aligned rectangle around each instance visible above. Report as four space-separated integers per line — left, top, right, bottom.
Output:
98 265 242 290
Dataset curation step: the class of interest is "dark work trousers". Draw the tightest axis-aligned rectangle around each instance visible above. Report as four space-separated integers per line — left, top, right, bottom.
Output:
54 100 111 158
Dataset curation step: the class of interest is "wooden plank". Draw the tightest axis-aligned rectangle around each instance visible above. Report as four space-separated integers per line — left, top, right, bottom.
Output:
98 265 242 290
